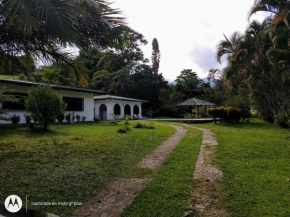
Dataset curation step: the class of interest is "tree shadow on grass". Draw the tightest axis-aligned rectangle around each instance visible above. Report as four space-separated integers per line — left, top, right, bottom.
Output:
211 119 274 130
0 124 65 138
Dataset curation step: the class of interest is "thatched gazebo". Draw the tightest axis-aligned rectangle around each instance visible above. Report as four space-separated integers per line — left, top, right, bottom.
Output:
177 97 216 118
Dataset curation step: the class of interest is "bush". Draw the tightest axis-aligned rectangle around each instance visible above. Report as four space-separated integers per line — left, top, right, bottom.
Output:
134 122 154 129
10 114 20 124
154 105 179 117
208 106 241 123
274 112 289 128
24 113 32 125
135 122 144 128
82 116 86 122
117 128 127 133
25 86 66 130
76 114 81 122
57 112 65 123
65 113 71 123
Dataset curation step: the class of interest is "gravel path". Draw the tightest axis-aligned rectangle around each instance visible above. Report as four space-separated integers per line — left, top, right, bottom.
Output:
71 125 186 217
184 124 228 217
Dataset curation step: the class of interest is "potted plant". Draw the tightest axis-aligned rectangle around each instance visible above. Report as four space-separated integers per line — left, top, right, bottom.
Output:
24 113 32 125
76 114 81 122
10 114 20 124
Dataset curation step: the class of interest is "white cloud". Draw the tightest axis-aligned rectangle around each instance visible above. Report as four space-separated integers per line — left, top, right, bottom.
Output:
112 0 268 81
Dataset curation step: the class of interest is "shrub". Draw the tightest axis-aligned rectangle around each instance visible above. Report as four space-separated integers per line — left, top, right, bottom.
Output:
76 114 81 122
32 116 38 123
117 128 127 133
93 117 100 121
57 112 65 123
24 113 32 125
10 114 20 124
25 86 66 130
274 112 289 128
145 109 154 118
134 122 154 129
82 116 86 122
208 106 241 123
65 113 71 123
135 122 144 128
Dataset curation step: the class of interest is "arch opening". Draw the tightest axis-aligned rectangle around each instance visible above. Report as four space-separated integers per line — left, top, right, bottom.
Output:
124 104 131 116
99 104 107 120
133 105 139 115
114 104 121 115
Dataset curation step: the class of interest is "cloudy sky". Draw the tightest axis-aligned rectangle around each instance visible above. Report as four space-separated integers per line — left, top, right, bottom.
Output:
112 0 267 81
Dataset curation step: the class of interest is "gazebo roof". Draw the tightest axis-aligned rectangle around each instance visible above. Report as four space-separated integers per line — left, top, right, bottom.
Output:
177 97 215 106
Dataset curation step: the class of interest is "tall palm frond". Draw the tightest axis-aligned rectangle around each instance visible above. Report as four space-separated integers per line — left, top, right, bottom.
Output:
0 0 125 86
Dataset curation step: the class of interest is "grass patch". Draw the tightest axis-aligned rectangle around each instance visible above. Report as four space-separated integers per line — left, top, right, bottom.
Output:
124 167 154 179
0 74 18 79
0 121 175 216
121 128 202 217
197 119 290 217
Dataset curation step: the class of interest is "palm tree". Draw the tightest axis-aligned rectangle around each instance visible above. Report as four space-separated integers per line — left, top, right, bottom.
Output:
175 69 202 100
151 38 160 74
0 0 124 86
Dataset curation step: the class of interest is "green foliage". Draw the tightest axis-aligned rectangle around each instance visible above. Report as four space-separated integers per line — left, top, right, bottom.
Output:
174 69 203 101
56 112 65 123
117 127 128 133
134 122 154 129
274 112 290 128
10 114 20 124
65 113 71 123
0 87 18 120
216 4 290 123
76 114 81 122
24 113 32 125
25 86 66 129
0 0 124 86
208 106 241 123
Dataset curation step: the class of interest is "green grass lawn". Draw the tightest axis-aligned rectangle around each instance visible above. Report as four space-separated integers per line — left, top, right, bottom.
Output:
197 119 290 217
0 121 175 216
121 128 202 217
0 74 18 79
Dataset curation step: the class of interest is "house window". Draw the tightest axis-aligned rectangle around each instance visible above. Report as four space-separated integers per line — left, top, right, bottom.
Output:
2 92 27 110
63 97 84 111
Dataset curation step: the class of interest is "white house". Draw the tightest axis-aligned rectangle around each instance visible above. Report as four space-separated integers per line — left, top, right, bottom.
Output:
0 79 104 124
0 79 147 123
94 95 147 120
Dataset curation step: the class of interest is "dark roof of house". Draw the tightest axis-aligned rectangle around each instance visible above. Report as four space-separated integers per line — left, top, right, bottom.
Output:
177 97 215 106
0 79 105 95
94 95 147 103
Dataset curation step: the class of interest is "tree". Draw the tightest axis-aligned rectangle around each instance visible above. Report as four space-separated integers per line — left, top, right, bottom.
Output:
216 2 290 123
174 69 202 101
25 86 66 130
152 38 160 74
0 0 124 86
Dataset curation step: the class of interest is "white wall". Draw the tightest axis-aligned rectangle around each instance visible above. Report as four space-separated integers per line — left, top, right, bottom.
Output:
0 83 95 124
94 99 142 120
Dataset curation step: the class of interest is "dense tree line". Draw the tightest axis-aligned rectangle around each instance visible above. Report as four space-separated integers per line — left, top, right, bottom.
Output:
215 0 290 124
